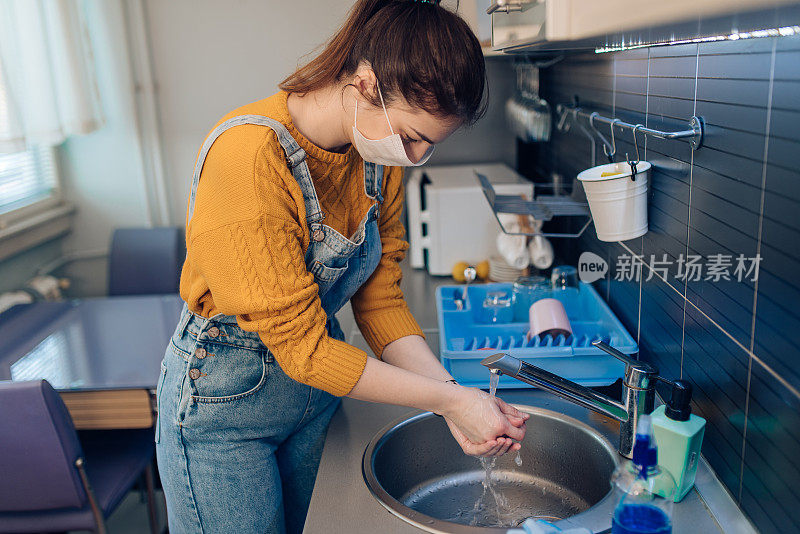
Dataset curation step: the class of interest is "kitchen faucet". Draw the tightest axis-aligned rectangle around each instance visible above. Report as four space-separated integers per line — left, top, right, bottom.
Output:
481 340 660 458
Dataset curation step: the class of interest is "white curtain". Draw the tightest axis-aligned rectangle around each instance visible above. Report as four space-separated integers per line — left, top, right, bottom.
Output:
0 0 103 153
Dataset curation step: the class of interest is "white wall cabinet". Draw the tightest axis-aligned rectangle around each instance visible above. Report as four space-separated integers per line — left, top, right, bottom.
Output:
489 0 800 52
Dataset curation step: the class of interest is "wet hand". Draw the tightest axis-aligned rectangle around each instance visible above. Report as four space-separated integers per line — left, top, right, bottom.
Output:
444 417 522 457
443 387 529 456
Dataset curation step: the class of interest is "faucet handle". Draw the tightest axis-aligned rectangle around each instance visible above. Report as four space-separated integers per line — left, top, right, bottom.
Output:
592 340 657 374
593 339 658 395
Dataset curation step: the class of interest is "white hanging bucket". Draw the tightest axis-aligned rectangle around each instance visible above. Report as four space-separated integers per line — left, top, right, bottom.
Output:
578 161 651 242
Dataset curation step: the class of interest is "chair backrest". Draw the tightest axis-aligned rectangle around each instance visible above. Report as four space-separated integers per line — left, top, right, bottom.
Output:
0 380 87 511
108 227 185 296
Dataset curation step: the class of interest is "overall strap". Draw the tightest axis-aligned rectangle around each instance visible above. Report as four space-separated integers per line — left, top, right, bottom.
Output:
363 161 385 204
187 114 325 226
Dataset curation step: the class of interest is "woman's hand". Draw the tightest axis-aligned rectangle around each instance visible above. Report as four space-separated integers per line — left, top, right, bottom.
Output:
444 416 517 457
441 387 529 457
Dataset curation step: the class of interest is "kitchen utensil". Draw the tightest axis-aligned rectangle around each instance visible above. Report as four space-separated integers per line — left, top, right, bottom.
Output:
453 288 465 311
462 265 477 303
452 261 490 282
496 212 531 270
488 255 525 283
497 232 529 270
528 235 554 270
528 298 572 339
505 63 551 143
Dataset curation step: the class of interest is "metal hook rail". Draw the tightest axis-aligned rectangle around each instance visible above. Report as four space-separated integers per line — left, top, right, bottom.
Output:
555 104 705 150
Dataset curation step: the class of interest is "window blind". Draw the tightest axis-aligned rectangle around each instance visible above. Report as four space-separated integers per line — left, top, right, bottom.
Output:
0 145 57 215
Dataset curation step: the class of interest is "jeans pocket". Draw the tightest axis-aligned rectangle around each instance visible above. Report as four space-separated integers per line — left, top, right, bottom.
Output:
155 362 167 443
190 346 269 404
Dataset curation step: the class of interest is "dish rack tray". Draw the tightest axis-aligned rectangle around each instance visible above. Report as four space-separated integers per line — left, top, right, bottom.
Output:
435 282 638 389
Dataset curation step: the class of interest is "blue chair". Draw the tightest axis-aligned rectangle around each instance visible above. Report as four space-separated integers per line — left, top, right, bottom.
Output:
0 380 159 533
108 227 185 296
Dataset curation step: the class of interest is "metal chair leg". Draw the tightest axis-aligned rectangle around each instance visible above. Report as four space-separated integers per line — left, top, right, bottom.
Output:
144 463 160 534
75 457 107 534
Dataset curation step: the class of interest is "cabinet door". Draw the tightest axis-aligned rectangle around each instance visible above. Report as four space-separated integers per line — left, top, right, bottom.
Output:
489 0 573 51
489 0 796 53
547 0 796 42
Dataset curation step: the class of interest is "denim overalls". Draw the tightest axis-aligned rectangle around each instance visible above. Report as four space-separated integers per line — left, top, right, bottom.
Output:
155 115 384 534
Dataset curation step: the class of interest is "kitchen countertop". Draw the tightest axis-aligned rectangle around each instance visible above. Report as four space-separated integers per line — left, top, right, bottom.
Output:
303 265 754 534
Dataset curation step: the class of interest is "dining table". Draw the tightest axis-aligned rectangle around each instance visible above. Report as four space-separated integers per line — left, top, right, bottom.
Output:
0 294 184 430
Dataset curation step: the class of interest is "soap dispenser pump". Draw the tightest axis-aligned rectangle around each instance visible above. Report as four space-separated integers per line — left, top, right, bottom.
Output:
651 380 706 502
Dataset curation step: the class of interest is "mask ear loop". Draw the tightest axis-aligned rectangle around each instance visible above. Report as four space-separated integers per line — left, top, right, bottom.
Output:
354 93 360 129
375 79 395 135
354 80 395 136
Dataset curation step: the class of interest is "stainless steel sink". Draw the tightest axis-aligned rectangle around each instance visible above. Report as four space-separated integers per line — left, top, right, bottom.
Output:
362 406 621 533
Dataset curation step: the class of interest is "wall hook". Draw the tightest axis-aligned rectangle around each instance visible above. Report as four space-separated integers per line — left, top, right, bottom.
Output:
632 124 643 162
556 109 571 132
624 124 645 181
604 118 620 160
557 104 705 150
589 112 615 162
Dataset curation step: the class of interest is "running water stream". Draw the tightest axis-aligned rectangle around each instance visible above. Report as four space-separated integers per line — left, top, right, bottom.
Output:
489 371 522 467
465 371 525 526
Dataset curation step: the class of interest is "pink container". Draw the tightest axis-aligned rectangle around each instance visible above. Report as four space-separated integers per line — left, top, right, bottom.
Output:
528 298 572 338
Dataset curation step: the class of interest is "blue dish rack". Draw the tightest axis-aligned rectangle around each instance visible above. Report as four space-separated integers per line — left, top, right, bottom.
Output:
435 282 638 389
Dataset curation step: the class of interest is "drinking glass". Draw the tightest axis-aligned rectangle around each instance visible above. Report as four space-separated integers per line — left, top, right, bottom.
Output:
511 275 550 322
481 291 513 324
551 265 579 290
550 265 580 314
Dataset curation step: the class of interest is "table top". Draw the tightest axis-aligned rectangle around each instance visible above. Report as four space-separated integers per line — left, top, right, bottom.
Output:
0 294 184 391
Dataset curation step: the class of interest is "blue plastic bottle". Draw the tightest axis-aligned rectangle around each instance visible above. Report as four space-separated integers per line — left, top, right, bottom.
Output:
610 415 676 534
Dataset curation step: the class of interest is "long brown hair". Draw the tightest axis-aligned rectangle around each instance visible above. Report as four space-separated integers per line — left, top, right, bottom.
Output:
280 0 486 124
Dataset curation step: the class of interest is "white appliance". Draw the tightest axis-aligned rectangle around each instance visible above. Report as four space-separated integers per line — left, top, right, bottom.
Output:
406 163 532 276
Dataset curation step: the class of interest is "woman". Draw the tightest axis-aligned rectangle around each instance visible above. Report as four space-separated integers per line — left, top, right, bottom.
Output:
155 1 529 532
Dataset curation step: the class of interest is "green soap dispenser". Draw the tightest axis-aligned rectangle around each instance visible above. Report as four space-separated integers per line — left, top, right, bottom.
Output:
651 380 706 502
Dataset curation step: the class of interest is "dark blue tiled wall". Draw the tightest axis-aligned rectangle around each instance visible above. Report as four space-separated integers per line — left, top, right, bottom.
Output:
533 35 800 534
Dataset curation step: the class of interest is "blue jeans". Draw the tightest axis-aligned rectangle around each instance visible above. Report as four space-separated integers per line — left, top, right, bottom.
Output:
155 308 340 534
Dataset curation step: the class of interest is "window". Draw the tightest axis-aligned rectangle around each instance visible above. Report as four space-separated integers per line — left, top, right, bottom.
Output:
0 49 61 221
0 61 60 217
0 145 59 217
0 0 102 234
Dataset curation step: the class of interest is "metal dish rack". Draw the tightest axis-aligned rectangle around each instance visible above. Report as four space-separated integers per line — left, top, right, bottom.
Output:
476 171 592 238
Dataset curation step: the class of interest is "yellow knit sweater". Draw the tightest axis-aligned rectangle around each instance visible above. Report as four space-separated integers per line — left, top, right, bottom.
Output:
179 91 424 396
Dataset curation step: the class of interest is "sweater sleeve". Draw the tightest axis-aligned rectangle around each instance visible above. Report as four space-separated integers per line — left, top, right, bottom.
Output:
186 128 367 397
350 165 424 358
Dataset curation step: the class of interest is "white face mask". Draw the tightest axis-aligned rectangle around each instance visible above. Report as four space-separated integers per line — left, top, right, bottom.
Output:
351 83 434 167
